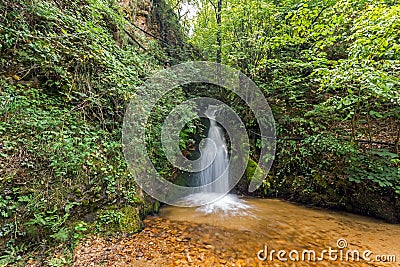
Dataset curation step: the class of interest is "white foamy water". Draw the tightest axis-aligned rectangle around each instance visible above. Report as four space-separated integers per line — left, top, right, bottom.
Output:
196 194 250 215
173 193 251 215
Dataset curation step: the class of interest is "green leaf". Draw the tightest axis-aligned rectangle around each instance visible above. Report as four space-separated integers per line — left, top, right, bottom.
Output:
369 110 383 118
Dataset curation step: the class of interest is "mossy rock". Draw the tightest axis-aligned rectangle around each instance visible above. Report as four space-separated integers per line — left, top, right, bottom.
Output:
118 206 142 233
246 158 264 182
234 158 268 195
118 200 160 232
91 205 143 235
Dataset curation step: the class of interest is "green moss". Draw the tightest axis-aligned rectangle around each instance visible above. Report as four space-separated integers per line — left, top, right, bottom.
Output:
153 200 160 213
118 206 142 233
91 205 143 235
314 174 328 189
246 158 264 181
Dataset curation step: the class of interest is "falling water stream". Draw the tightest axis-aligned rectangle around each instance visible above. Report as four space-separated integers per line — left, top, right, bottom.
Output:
74 107 400 267
158 106 400 266
198 111 229 194
175 106 249 211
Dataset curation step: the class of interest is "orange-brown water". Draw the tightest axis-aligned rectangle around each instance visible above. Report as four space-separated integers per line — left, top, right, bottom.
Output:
159 197 400 266
74 197 400 266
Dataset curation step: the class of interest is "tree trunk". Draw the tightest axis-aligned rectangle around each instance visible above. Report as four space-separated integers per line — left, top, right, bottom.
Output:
216 0 222 64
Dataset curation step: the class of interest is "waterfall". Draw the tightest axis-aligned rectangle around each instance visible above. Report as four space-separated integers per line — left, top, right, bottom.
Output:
198 109 229 193
174 106 249 213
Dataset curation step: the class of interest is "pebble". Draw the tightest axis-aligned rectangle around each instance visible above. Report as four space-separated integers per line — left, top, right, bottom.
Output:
73 216 381 267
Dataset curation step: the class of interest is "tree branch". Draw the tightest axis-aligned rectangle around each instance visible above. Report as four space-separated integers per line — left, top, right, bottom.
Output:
123 28 147 51
127 21 170 45
206 0 216 11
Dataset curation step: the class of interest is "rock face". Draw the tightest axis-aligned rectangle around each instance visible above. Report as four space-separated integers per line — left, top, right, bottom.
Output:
117 0 152 29
114 0 185 58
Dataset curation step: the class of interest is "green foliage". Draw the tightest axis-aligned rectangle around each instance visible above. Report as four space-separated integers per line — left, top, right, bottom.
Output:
188 0 400 202
73 222 88 245
347 149 400 193
273 135 353 191
173 0 400 223
0 0 184 264
1 0 400 264
145 91 199 177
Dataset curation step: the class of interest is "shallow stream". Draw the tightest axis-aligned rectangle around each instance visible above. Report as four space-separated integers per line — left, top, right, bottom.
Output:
158 195 400 266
